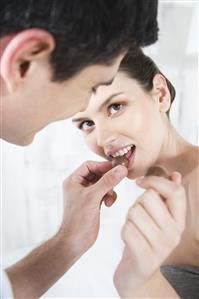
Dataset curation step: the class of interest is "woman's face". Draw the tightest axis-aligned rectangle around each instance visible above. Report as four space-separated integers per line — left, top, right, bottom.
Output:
72 72 168 179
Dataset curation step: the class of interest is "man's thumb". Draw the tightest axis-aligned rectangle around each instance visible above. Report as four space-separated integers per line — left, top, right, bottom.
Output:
91 165 128 200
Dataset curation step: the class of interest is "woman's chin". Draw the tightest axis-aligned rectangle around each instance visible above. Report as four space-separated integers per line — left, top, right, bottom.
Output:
127 170 140 180
127 167 147 180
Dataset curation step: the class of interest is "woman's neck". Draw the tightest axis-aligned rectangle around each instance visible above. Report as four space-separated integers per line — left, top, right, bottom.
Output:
157 122 198 178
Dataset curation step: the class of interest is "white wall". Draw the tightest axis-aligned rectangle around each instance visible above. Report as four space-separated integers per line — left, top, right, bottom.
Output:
2 1 198 298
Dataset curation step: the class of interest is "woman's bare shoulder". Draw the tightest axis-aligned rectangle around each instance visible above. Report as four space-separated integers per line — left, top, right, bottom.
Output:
187 148 199 243
188 147 199 194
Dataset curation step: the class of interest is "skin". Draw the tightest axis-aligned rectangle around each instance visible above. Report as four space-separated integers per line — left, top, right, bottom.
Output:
0 29 127 298
73 71 199 298
0 29 124 145
6 161 128 298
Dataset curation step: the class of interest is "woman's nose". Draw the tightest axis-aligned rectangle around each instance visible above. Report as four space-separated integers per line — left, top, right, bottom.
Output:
96 126 117 148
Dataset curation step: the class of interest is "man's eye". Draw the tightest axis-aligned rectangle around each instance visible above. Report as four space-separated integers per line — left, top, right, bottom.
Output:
79 120 94 131
108 103 123 115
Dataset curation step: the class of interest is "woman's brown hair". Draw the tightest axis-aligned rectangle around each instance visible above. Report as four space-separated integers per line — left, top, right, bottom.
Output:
120 48 176 115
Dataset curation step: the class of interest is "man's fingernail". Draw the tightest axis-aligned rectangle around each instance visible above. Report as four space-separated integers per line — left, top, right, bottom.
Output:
111 160 116 167
113 166 127 179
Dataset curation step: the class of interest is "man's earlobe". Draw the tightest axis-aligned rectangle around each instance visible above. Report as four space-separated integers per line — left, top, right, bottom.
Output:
0 29 55 92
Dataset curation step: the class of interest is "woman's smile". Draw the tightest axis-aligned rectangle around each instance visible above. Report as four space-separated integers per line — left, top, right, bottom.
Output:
109 144 136 171
72 70 167 179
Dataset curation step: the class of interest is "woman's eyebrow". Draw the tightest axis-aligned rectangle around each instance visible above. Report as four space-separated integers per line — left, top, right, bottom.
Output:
72 117 88 123
98 92 124 112
72 92 124 123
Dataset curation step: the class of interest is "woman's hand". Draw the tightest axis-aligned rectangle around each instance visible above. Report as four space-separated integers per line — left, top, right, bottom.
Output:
113 172 187 298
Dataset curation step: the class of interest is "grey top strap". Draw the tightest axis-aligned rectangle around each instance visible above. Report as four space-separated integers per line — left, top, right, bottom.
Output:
161 265 199 299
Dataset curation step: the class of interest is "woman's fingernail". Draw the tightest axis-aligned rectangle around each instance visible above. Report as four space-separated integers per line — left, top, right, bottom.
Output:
136 177 144 185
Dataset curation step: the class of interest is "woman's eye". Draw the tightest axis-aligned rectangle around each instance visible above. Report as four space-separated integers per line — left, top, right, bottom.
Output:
108 103 123 115
79 120 94 132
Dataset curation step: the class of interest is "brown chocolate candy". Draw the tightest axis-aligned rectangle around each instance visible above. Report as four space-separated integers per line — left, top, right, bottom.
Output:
112 156 129 168
145 165 170 179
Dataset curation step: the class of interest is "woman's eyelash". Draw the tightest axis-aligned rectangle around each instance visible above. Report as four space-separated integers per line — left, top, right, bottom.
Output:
78 122 86 130
78 102 125 129
107 102 124 113
78 120 93 130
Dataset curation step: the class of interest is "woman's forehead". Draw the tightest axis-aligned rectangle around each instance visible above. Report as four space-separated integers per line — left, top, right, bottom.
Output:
75 85 123 118
90 72 134 103
73 72 139 119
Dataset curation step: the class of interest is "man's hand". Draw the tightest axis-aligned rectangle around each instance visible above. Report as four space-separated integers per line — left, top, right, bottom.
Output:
60 160 128 258
113 172 186 298
6 160 127 299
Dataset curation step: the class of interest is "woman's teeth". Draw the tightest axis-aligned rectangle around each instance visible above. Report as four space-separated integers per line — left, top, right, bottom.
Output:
110 145 135 168
111 145 133 158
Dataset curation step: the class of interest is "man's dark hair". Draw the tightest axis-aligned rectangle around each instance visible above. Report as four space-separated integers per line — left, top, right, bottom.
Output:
120 47 176 116
0 0 159 81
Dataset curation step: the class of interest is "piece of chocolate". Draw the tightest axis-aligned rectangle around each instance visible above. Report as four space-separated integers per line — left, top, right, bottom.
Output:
145 165 170 179
112 156 129 168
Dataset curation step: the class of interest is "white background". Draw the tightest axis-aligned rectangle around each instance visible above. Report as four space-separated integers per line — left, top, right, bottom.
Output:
1 1 199 298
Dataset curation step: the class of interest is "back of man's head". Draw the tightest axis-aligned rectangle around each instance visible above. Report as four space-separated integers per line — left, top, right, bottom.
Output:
0 0 159 82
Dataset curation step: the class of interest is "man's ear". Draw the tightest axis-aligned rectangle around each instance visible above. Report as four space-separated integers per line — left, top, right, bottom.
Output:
152 74 171 113
0 29 55 92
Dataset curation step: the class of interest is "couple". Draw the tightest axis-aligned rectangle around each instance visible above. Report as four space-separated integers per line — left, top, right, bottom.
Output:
1 0 198 298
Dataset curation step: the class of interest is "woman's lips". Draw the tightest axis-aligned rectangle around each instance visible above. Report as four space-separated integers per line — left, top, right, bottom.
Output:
127 146 136 170
111 146 136 170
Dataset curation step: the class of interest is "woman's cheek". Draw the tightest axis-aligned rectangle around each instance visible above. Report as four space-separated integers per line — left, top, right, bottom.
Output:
86 137 103 158
86 137 94 151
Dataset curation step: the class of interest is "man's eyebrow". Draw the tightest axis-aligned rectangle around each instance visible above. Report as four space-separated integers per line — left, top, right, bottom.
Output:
72 92 124 123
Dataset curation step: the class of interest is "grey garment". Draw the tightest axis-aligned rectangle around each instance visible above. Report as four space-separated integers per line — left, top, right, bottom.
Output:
160 265 199 299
